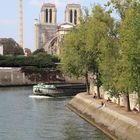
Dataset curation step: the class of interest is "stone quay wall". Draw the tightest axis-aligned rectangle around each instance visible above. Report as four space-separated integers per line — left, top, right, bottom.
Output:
0 67 85 87
0 67 35 86
68 93 140 140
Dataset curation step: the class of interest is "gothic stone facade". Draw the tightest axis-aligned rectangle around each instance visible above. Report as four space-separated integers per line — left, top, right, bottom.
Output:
35 3 81 55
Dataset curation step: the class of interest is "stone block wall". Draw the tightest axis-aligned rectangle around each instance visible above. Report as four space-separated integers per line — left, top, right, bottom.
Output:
0 67 35 86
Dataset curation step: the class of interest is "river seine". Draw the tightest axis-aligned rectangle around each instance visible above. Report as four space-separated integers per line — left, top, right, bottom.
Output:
0 86 111 140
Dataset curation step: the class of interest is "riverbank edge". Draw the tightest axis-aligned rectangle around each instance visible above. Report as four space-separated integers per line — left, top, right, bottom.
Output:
0 84 35 87
67 93 140 140
67 104 118 140
0 82 85 88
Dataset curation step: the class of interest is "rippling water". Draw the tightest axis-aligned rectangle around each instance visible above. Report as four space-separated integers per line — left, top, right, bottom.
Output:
0 87 111 140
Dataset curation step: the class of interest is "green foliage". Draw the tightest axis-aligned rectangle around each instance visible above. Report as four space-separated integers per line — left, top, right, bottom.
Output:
32 48 45 55
61 5 113 75
13 46 24 55
60 28 84 77
93 0 138 110
0 52 59 68
0 52 59 82
107 0 139 19
119 3 140 102
21 66 46 82
60 5 114 96
57 1 140 107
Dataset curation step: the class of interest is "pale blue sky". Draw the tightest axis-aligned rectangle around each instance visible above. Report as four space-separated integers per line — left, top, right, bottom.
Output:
0 0 111 51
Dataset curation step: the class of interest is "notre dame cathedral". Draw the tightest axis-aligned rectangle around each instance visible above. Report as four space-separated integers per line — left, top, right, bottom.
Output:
35 3 81 55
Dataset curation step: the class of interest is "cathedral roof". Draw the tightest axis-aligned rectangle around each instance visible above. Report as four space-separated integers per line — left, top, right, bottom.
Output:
66 4 81 8
58 22 74 28
41 3 56 10
57 22 75 32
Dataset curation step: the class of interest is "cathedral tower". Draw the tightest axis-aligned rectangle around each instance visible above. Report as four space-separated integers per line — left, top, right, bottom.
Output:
40 3 57 24
35 3 57 50
35 3 82 53
65 4 81 25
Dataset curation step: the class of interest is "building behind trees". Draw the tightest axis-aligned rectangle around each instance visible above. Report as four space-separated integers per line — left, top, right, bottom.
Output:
35 3 81 55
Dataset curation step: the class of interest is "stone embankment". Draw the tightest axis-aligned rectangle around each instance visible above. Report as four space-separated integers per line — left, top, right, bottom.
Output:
0 67 34 86
0 67 84 86
67 93 140 140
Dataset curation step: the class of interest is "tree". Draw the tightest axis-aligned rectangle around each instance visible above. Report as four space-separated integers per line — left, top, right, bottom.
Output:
60 5 114 97
105 0 140 111
120 2 140 111
0 38 24 55
0 52 59 68
86 5 114 98
13 45 24 55
32 48 45 55
107 0 137 19
60 15 91 94
99 30 121 104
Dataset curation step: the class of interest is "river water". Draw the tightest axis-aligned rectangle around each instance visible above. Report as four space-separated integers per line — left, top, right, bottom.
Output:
0 87 111 140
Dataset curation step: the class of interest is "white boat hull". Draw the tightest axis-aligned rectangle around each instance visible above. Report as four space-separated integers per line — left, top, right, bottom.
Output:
33 83 86 97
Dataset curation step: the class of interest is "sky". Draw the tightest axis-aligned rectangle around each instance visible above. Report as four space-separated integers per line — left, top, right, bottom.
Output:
0 0 111 52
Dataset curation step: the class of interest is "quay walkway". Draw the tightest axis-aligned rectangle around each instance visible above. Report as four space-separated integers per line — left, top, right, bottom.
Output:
68 93 140 140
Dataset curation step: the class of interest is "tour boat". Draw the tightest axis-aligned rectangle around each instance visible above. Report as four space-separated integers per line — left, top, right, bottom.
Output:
33 83 86 97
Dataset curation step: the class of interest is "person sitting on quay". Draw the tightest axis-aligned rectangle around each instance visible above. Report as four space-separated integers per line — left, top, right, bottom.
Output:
93 93 97 99
107 97 112 103
101 101 106 107
97 101 106 109
132 107 138 113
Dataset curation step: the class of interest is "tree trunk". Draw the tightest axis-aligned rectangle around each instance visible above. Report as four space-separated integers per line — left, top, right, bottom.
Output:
138 92 140 113
85 72 90 94
96 70 101 99
137 76 140 113
118 96 120 107
97 84 100 99
126 92 131 112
